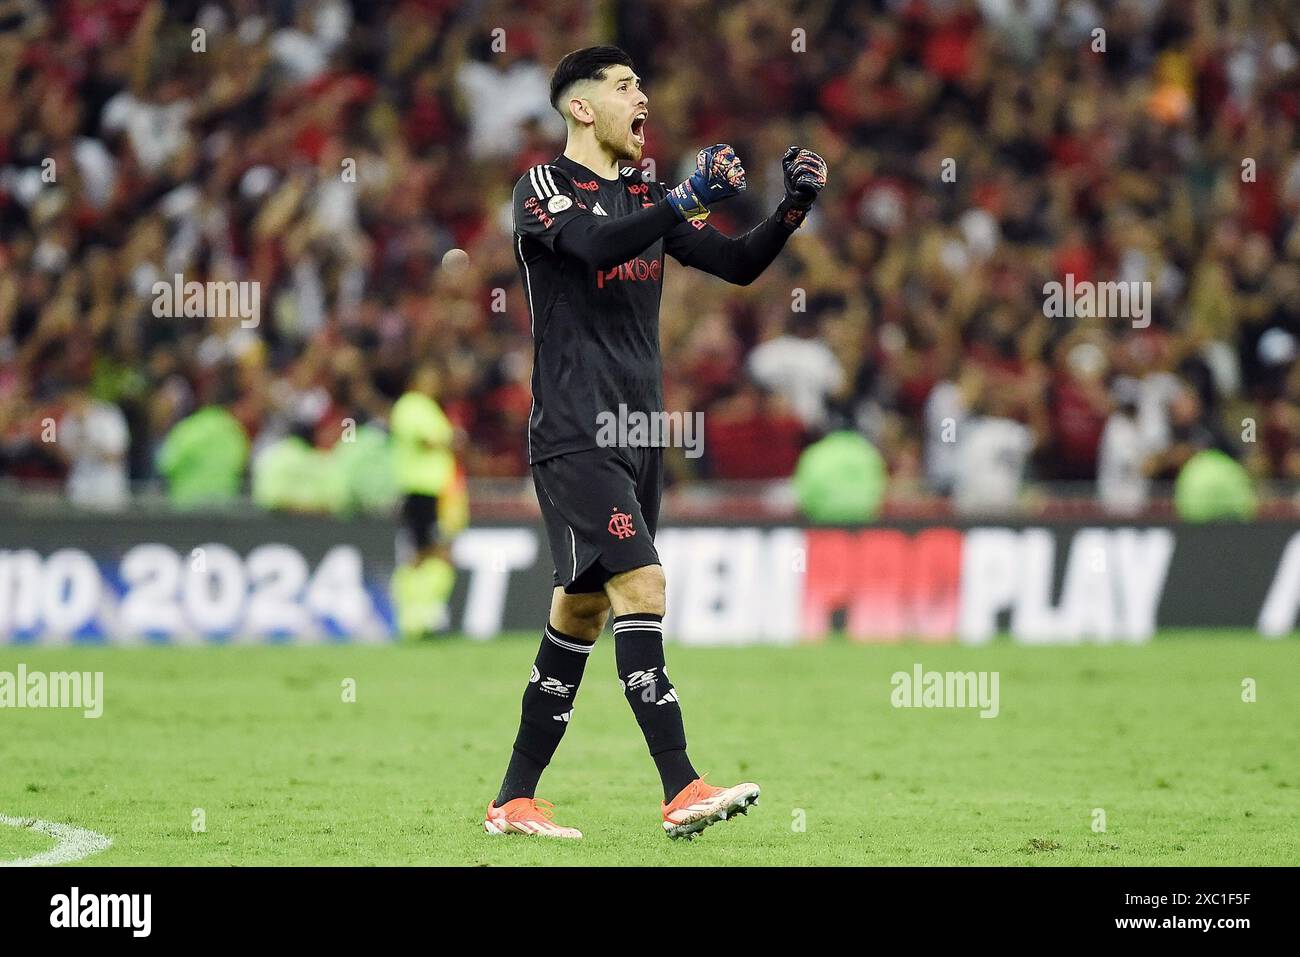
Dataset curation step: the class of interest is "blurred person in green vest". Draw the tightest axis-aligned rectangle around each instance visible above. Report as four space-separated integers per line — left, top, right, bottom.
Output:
1174 448 1257 522
252 423 348 513
156 372 249 507
332 420 399 515
389 363 466 639
793 430 887 523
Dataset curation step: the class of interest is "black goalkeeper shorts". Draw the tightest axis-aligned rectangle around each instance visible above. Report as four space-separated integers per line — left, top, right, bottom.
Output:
532 446 663 594
399 492 440 553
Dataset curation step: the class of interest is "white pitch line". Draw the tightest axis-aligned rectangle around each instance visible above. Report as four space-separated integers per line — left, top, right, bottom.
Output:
0 814 112 867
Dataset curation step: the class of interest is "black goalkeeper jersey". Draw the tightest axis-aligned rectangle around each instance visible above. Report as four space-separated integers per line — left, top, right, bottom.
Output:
512 155 717 464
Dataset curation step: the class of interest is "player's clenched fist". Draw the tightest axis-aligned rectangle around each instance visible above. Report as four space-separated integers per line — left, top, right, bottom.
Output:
665 144 747 223
777 146 828 228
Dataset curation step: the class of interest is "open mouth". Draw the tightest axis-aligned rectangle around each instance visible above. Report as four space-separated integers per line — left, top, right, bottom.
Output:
630 112 647 145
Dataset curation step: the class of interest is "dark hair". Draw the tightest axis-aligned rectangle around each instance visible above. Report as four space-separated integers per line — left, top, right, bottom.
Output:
549 45 634 117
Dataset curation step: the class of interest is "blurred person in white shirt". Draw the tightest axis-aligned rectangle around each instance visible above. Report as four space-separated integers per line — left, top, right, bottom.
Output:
58 390 130 510
953 383 1036 515
455 44 562 159
1097 376 1150 515
747 304 845 431
924 364 982 495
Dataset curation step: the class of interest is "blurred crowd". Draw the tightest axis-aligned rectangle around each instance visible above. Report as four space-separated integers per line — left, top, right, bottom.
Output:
1 0 1299 513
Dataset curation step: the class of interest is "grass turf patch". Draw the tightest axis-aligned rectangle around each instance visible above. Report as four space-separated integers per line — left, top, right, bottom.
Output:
0 633 1295 865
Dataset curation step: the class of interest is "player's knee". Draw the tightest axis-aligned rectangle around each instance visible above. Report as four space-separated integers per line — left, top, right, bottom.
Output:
549 590 610 641
605 564 666 617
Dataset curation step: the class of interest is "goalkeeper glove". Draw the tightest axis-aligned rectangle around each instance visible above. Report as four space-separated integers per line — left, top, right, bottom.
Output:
665 144 747 223
777 146 828 229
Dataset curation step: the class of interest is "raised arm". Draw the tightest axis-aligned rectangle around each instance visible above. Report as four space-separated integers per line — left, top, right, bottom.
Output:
666 146 828 286
664 211 796 286
555 202 681 270
514 145 749 271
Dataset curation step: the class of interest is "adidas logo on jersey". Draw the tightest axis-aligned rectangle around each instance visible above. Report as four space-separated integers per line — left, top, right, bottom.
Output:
656 689 678 706
553 710 573 722
592 202 607 216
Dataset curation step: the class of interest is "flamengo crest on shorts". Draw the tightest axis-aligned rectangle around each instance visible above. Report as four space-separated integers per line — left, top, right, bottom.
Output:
608 508 636 539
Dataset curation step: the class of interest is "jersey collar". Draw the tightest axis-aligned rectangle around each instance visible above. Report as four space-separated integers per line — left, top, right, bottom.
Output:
555 154 623 185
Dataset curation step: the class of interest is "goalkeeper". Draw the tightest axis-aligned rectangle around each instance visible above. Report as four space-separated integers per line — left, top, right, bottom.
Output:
487 44 828 842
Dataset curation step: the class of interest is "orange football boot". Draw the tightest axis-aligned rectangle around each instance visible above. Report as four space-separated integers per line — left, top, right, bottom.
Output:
484 797 582 839
661 776 760 840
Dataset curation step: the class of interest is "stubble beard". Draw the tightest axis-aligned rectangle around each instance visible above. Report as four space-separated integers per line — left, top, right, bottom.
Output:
595 113 641 164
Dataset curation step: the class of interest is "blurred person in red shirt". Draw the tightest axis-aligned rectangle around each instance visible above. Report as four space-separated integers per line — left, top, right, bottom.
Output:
702 374 806 480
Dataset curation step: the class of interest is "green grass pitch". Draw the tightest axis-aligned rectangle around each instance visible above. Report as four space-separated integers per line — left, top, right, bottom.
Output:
1 633 1296 866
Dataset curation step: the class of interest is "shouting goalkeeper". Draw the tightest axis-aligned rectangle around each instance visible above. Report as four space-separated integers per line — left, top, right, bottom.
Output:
487 45 827 840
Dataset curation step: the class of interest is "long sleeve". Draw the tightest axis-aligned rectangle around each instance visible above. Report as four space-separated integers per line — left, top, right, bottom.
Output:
662 208 795 286
514 162 683 270
553 201 682 270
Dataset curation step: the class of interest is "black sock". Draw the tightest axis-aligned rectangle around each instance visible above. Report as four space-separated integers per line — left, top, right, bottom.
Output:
496 624 594 805
613 613 698 801
651 750 698 802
